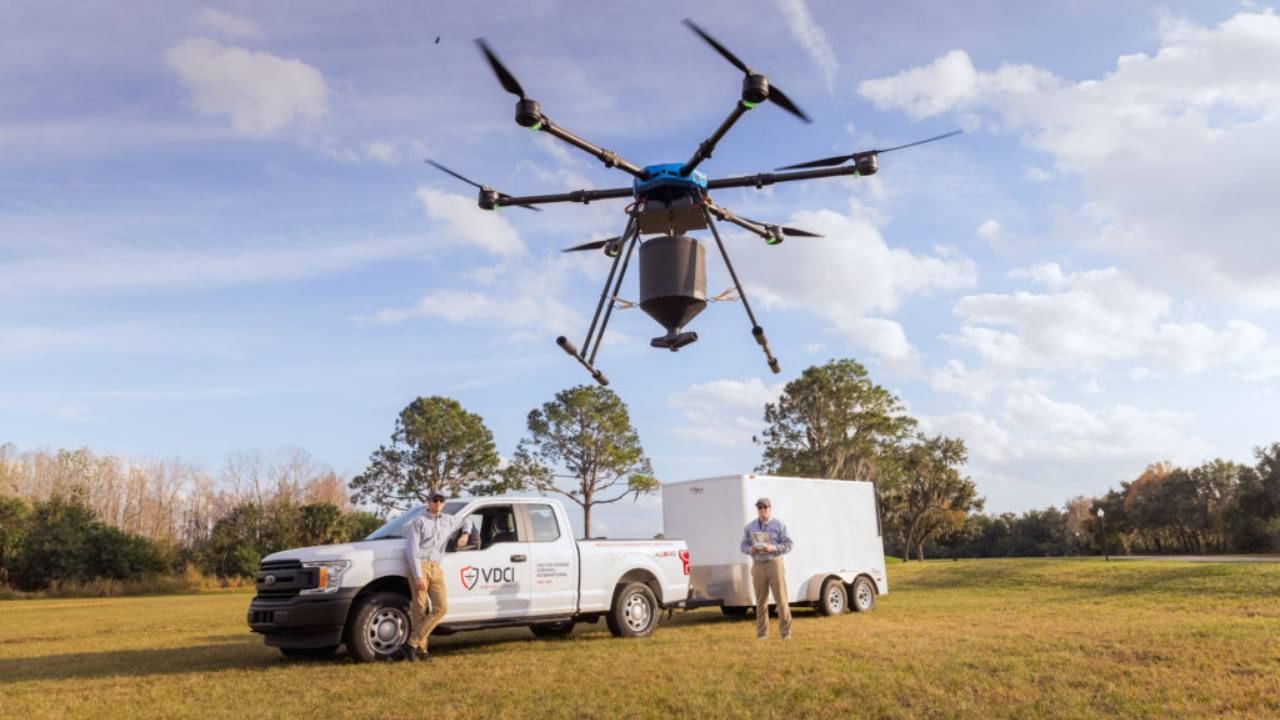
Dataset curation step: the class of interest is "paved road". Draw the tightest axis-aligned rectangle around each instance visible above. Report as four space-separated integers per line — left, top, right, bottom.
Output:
1111 554 1280 563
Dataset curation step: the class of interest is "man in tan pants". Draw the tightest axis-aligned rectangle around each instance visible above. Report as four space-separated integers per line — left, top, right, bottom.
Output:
403 493 470 661
741 497 794 639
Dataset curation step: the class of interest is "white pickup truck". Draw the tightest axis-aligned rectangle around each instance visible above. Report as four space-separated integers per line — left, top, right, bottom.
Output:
247 496 690 661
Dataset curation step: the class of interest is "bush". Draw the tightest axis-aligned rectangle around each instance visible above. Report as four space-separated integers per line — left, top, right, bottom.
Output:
8 493 171 592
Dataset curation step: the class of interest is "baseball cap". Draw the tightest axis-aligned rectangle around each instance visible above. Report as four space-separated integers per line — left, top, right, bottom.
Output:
428 492 447 502
755 497 771 508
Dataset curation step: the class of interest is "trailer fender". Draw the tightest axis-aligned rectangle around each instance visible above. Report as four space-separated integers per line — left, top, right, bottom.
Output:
801 571 858 602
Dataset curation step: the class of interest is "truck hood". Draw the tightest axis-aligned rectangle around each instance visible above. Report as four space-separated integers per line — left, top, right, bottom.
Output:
262 538 404 564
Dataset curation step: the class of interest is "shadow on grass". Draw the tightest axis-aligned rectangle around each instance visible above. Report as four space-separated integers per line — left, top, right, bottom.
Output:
0 634 279 685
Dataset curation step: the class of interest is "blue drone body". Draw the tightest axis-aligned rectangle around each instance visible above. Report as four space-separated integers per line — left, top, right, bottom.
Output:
634 163 708 199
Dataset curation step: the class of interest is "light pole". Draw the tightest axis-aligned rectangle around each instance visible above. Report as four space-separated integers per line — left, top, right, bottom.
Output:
1096 508 1108 561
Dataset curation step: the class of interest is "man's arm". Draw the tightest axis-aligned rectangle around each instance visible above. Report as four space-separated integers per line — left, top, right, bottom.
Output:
774 521 794 555
456 519 472 550
405 517 423 579
740 525 755 556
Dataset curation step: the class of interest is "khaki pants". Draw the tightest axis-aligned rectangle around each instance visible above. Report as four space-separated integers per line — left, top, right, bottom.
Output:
751 558 792 638
408 560 447 652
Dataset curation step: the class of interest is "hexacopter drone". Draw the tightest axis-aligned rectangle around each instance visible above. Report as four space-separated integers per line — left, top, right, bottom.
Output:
430 19 958 386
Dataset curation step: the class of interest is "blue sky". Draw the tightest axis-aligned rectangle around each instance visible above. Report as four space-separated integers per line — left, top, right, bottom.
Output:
4 1 1279 538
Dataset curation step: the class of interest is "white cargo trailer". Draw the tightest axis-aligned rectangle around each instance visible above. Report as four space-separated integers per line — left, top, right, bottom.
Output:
662 474 888 615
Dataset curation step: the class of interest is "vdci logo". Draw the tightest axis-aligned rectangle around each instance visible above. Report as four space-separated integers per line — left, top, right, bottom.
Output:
460 566 480 590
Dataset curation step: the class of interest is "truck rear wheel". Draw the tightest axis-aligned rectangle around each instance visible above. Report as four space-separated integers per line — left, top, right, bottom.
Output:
816 577 847 616
345 591 411 662
850 576 876 612
606 582 659 638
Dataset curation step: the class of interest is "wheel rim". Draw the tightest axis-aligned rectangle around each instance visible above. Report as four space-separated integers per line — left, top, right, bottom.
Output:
623 591 652 632
367 606 409 656
826 584 845 613
856 582 873 609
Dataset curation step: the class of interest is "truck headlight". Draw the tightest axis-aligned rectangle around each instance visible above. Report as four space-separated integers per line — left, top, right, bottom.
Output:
300 560 351 595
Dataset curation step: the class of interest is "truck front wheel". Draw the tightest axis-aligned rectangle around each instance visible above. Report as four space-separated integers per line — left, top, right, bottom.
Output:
345 591 411 662
606 582 659 638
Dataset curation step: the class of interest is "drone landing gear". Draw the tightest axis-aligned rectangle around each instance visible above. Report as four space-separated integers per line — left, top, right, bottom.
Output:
557 217 642 386
650 330 699 351
703 206 781 375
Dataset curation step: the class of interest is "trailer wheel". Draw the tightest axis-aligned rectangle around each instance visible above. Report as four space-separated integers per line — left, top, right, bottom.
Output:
279 645 338 661
720 606 750 618
816 577 847 616
530 621 575 638
606 582 659 638
345 591 411 662
850 576 876 612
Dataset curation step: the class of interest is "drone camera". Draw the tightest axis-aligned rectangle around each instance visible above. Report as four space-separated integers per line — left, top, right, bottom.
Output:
515 99 542 128
742 74 769 105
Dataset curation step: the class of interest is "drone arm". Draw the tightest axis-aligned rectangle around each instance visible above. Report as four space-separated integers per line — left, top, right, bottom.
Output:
494 186 634 208
705 164 865 191
701 205 781 375
536 116 647 179
679 101 751 177
704 202 774 241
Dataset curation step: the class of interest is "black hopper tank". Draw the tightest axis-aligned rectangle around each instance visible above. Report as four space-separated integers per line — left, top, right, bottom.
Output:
639 235 706 351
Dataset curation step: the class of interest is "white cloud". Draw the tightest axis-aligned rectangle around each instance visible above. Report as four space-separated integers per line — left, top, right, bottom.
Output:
857 11 1280 305
166 38 329 136
364 141 401 165
922 391 1214 511
667 378 782 447
372 289 581 339
732 197 977 362
194 8 263 41
0 236 426 297
774 0 839 95
929 359 996 403
947 263 1274 377
416 188 525 257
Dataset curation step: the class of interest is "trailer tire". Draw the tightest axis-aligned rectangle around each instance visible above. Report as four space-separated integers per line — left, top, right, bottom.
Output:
279 645 338 661
720 605 750 618
530 621 575 638
816 577 847 616
850 576 876 613
345 591 412 662
606 582 659 638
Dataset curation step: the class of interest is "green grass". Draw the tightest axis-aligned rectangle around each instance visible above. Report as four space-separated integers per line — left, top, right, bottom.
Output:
2 559 1278 719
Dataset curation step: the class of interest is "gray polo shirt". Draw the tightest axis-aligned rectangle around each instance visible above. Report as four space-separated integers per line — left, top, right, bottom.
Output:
740 516 793 561
404 510 471 578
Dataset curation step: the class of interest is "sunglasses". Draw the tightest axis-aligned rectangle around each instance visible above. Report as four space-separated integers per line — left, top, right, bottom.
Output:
756 504 769 509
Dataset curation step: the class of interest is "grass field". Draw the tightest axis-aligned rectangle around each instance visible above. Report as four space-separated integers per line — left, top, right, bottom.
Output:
2 559 1278 719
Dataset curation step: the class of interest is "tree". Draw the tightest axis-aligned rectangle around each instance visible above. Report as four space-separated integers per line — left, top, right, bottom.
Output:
882 435 983 561
507 385 657 538
0 495 30 585
349 396 502 513
756 359 916 482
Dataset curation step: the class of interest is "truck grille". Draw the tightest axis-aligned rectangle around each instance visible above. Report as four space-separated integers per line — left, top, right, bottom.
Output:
254 559 312 599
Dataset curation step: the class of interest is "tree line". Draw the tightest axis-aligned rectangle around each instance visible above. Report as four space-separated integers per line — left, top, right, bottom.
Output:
4 357 1277 593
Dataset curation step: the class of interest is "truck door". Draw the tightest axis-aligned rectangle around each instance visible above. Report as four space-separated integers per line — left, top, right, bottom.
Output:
444 503 532 621
523 502 578 617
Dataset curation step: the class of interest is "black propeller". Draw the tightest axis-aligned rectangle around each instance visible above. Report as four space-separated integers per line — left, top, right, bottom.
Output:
561 236 620 253
739 216 822 237
475 39 527 99
683 19 811 123
425 160 541 211
560 235 624 254
777 130 962 171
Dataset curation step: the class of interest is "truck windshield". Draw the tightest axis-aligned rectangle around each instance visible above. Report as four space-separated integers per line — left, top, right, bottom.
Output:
364 501 467 540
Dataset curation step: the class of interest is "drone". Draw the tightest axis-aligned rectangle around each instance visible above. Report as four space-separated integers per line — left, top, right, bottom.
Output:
429 19 959 386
